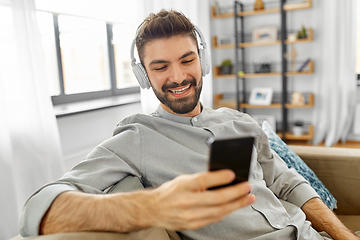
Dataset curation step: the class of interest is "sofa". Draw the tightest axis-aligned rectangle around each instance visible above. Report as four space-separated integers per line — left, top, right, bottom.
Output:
13 145 360 239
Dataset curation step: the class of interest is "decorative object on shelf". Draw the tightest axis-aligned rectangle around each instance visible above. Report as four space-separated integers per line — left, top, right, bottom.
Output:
213 1 220 16
291 91 305 105
220 59 233 75
297 24 307 39
287 33 297 43
298 58 311 72
254 0 265 11
249 87 273 105
252 25 278 43
252 115 276 132
292 120 304 136
253 55 271 73
285 44 298 72
217 35 234 46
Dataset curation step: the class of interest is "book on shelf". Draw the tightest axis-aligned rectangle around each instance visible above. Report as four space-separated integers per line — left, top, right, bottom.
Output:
298 58 310 72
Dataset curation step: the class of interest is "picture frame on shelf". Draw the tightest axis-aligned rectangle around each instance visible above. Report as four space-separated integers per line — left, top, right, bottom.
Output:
252 115 276 132
252 25 278 43
249 87 273 105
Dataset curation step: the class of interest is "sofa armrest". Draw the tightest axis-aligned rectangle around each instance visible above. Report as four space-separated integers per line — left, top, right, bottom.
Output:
289 145 360 215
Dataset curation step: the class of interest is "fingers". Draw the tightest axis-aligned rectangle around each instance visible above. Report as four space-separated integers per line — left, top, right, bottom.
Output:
164 193 256 231
179 169 236 191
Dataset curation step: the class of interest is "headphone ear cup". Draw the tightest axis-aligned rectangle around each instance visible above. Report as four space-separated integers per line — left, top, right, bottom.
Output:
199 48 211 76
132 63 151 89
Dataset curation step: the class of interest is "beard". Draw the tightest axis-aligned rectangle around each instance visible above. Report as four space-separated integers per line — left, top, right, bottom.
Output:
152 77 202 115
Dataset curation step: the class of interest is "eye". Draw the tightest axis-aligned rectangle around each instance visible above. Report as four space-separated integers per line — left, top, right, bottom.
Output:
182 59 194 64
154 66 167 71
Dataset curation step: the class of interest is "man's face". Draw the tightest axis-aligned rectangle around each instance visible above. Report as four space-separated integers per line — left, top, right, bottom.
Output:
142 35 203 117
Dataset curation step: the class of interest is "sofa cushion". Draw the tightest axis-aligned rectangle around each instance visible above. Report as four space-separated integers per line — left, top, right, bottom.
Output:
262 121 337 210
289 145 360 215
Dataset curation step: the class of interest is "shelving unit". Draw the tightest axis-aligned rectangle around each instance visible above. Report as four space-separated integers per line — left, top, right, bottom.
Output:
211 0 314 142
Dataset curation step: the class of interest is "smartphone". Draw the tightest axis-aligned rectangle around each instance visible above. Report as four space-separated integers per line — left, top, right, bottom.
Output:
208 135 254 190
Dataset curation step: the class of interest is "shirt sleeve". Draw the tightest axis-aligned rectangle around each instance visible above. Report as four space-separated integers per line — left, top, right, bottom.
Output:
254 122 319 208
19 123 143 237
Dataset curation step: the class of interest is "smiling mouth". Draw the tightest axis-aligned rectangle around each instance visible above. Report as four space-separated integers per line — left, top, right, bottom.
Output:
169 84 191 95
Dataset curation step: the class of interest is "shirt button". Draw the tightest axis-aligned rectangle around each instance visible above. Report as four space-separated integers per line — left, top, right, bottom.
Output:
193 117 198 122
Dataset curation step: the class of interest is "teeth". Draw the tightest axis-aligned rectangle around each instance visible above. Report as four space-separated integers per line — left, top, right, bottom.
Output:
170 85 190 94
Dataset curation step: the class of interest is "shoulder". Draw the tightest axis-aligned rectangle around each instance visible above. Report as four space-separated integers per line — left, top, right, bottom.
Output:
204 106 259 125
113 112 162 136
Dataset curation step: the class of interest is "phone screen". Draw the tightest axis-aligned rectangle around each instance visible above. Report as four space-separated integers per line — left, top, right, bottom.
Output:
208 136 254 189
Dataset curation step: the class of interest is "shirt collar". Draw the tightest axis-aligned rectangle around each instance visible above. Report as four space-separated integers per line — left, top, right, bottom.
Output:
154 104 204 125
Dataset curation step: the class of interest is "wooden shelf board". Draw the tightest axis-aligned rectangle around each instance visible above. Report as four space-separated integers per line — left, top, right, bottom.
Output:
213 93 314 109
243 72 280 78
242 103 283 108
277 124 314 141
285 29 314 44
212 36 234 49
213 66 236 78
283 0 312 11
213 63 314 79
211 6 234 19
239 40 281 48
213 29 313 49
212 0 312 19
238 7 280 17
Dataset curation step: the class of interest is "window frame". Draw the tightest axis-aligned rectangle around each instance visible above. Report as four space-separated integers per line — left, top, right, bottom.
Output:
49 13 140 106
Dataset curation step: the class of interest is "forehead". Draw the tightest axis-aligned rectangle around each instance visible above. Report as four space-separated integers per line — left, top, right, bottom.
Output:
143 35 198 64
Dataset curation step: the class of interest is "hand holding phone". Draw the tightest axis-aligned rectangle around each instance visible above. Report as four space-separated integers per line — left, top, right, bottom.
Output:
208 136 254 190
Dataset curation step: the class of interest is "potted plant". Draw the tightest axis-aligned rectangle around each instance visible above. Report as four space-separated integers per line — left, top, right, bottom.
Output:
293 120 304 136
221 59 233 75
297 24 307 39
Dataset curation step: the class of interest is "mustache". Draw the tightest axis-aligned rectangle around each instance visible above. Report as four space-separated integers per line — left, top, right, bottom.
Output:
162 78 197 93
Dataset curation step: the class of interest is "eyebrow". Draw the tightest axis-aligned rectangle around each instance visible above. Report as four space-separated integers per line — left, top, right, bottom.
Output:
149 51 196 66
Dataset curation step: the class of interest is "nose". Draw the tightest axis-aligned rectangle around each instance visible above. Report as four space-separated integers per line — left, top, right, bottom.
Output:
170 64 186 83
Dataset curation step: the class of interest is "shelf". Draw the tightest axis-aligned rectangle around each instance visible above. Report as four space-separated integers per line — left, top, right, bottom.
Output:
211 6 234 19
212 36 235 49
285 29 313 44
239 40 281 48
213 93 314 109
277 124 314 141
211 0 312 18
213 29 313 49
213 61 314 79
213 66 235 78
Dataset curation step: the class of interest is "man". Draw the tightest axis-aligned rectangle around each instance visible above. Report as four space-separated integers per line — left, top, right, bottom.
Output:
20 10 358 240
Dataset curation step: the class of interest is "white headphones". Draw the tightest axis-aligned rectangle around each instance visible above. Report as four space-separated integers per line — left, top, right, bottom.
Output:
130 25 211 89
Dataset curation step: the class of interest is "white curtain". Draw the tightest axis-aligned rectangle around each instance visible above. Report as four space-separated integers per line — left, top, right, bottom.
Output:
312 0 357 147
0 0 65 239
138 0 213 114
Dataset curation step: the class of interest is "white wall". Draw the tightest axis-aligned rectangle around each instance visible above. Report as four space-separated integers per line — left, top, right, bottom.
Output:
57 102 142 170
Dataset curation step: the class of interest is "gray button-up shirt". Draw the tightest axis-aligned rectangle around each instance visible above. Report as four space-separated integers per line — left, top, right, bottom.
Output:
20 105 322 239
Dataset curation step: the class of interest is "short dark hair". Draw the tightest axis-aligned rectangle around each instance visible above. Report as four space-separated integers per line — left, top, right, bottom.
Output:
135 9 198 64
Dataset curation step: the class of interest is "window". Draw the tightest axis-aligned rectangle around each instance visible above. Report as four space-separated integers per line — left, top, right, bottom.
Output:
36 11 60 96
36 12 140 105
58 15 110 94
112 24 138 89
